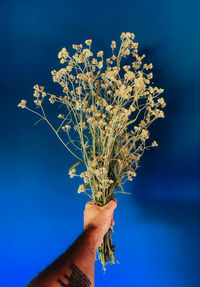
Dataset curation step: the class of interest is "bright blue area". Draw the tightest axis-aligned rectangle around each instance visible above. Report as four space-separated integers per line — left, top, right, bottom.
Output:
1 0 200 286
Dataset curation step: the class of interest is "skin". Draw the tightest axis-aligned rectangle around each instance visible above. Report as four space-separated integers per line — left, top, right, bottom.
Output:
27 198 117 287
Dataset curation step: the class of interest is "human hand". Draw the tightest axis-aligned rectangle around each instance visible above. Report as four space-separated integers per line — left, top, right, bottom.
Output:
84 198 117 249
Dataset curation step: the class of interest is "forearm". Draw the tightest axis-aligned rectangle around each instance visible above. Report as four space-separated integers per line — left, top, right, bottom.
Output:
27 226 99 287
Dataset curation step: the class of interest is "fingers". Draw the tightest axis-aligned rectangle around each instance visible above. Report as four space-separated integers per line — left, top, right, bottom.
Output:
85 198 117 212
85 199 95 207
88 199 95 204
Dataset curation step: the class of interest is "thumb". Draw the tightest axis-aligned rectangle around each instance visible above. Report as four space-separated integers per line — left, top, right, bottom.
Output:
105 198 117 211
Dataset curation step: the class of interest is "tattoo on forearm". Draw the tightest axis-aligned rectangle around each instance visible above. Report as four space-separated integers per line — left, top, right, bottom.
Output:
57 263 91 287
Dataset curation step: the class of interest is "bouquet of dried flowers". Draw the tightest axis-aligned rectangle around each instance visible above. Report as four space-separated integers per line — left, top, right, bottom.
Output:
18 32 166 271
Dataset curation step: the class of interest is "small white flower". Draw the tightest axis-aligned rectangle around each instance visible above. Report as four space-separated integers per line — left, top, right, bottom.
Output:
151 140 158 147
78 184 85 193
62 125 71 131
69 168 76 178
85 39 92 46
18 99 27 109
97 51 103 57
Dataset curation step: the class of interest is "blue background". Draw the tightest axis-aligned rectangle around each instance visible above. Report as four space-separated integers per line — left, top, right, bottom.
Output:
1 0 200 286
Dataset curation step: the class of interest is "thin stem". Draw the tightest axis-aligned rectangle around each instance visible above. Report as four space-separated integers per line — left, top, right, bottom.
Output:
25 106 82 161
44 116 82 160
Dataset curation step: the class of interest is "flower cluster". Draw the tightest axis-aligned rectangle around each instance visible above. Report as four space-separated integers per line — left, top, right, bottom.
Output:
17 32 166 204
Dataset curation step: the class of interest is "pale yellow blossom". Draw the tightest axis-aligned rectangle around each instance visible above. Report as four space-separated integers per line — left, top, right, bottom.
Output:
111 41 116 49
98 61 103 69
18 99 27 109
69 168 76 178
76 86 82 96
78 184 85 193
62 125 71 131
151 140 158 147
58 114 64 119
140 129 149 141
157 97 166 108
123 65 130 72
49 95 56 104
34 99 42 106
97 51 104 57
85 39 92 46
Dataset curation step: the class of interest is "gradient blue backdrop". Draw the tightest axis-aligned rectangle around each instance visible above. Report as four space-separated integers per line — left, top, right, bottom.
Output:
1 0 200 286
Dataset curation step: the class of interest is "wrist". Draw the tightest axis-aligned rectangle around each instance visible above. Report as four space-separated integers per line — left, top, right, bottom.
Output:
84 225 101 250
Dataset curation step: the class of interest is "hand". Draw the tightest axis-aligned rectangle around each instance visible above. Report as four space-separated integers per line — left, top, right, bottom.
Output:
84 198 117 249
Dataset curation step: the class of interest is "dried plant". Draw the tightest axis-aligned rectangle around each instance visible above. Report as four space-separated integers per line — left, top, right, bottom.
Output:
18 32 166 271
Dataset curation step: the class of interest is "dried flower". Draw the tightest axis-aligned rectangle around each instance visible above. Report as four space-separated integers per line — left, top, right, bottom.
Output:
58 114 65 119
111 41 116 49
151 140 158 147
69 168 76 178
123 65 130 72
18 99 27 109
58 47 69 60
34 99 42 106
49 95 56 104
157 97 166 108
82 49 93 58
85 39 92 46
62 125 71 131
77 184 85 193
97 51 104 57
